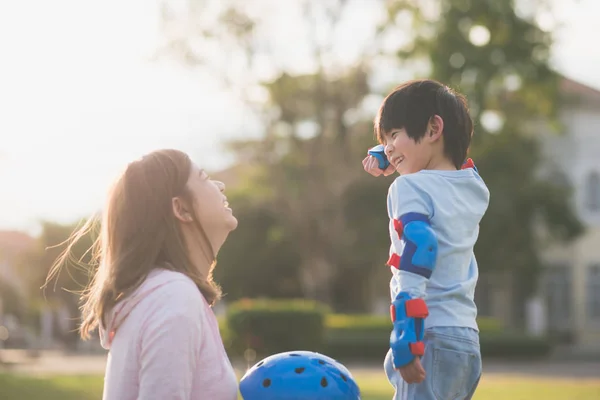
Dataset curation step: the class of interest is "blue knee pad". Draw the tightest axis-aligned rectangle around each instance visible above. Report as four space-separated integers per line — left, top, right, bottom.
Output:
389 292 429 369
368 144 390 170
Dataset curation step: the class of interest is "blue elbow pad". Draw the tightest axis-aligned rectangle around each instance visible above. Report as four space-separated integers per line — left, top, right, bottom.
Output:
395 213 438 278
389 291 429 368
368 145 390 170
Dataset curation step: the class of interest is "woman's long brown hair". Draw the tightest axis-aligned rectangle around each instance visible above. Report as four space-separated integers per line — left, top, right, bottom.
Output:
45 149 221 339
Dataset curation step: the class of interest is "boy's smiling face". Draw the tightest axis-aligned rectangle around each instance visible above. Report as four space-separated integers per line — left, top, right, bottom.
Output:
383 128 425 175
381 115 448 175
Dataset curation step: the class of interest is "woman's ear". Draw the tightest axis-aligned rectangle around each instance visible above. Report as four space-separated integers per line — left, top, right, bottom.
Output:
172 197 193 223
427 115 444 142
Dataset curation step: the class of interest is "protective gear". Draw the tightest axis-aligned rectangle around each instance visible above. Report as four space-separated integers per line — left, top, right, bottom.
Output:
389 212 438 279
368 144 390 170
389 291 429 369
462 158 478 172
239 351 361 400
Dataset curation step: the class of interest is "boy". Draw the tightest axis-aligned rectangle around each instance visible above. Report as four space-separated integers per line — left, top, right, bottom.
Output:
362 80 489 400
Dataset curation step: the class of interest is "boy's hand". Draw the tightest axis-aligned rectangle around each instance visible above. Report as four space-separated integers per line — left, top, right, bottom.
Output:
362 155 396 177
397 357 426 384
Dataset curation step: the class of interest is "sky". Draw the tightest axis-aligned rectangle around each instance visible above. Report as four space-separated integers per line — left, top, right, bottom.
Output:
0 0 599 235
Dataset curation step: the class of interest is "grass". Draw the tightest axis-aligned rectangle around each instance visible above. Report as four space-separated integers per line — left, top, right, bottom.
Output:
0 373 103 400
353 370 600 400
0 371 599 400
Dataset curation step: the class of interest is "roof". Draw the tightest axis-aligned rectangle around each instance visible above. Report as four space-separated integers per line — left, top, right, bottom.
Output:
0 231 35 256
560 76 600 106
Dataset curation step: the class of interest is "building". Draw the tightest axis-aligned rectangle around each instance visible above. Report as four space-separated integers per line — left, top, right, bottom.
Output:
537 77 600 353
473 77 600 353
0 230 35 347
0 230 34 297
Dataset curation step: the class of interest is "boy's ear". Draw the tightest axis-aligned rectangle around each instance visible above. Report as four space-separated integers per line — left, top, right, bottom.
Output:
427 115 444 142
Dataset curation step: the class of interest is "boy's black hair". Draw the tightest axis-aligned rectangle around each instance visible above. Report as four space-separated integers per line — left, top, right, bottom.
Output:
375 79 473 169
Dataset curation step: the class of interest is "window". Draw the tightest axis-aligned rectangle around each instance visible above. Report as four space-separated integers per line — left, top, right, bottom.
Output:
585 171 600 212
542 265 572 331
586 264 600 321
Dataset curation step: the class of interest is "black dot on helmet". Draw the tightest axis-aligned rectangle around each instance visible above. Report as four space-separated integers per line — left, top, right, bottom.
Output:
295 367 305 374
262 379 271 388
257 361 264 367
340 374 348 382
318 360 325 365
320 377 328 387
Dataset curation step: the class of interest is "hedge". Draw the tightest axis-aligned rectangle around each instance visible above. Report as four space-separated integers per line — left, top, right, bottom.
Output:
323 314 551 361
221 300 553 362
224 298 328 358
479 333 554 359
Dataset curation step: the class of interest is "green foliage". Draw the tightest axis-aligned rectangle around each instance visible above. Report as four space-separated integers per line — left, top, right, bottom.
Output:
383 0 584 327
0 279 26 320
217 66 377 304
226 298 329 357
168 0 586 327
322 314 515 362
479 332 553 359
15 220 97 343
19 220 97 306
221 302 548 363
326 314 503 333
391 0 558 123
215 200 303 301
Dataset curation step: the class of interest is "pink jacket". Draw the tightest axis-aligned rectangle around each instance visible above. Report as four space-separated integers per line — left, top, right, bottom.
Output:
99 268 238 400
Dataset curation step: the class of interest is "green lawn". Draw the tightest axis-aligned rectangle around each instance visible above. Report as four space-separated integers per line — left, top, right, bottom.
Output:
0 371 598 399
354 370 600 400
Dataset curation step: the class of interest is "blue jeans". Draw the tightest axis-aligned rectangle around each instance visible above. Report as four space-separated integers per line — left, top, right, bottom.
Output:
384 326 482 400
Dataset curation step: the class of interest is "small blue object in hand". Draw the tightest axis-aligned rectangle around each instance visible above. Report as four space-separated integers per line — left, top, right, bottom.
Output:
368 145 390 170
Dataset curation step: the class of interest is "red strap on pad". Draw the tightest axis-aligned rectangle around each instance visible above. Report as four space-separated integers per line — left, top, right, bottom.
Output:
462 158 475 170
386 253 401 269
409 341 425 356
390 298 429 322
393 219 404 238
405 298 429 318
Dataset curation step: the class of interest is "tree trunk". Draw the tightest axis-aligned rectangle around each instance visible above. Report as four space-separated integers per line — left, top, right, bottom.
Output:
299 256 333 305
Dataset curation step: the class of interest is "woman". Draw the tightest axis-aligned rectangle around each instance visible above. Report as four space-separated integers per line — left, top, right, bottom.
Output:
47 149 239 399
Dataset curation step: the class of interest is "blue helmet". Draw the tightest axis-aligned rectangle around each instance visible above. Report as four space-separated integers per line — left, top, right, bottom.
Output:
239 351 361 400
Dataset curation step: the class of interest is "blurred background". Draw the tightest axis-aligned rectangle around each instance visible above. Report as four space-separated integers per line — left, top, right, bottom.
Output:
1 0 599 399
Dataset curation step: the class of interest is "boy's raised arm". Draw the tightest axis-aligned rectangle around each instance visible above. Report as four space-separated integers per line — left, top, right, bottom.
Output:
363 145 397 177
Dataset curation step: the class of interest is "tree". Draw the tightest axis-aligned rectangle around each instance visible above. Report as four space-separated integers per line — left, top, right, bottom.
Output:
160 0 384 304
158 0 584 323
383 0 584 325
214 198 304 301
17 220 97 344
0 279 25 320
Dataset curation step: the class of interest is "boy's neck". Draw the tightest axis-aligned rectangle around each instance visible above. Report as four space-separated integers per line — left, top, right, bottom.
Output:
425 155 457 171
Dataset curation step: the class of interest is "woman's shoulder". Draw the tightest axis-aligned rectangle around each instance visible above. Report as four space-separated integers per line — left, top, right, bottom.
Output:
137 269 205 315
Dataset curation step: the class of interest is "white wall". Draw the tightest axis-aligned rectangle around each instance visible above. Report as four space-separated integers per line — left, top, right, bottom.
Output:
539 105 600 349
